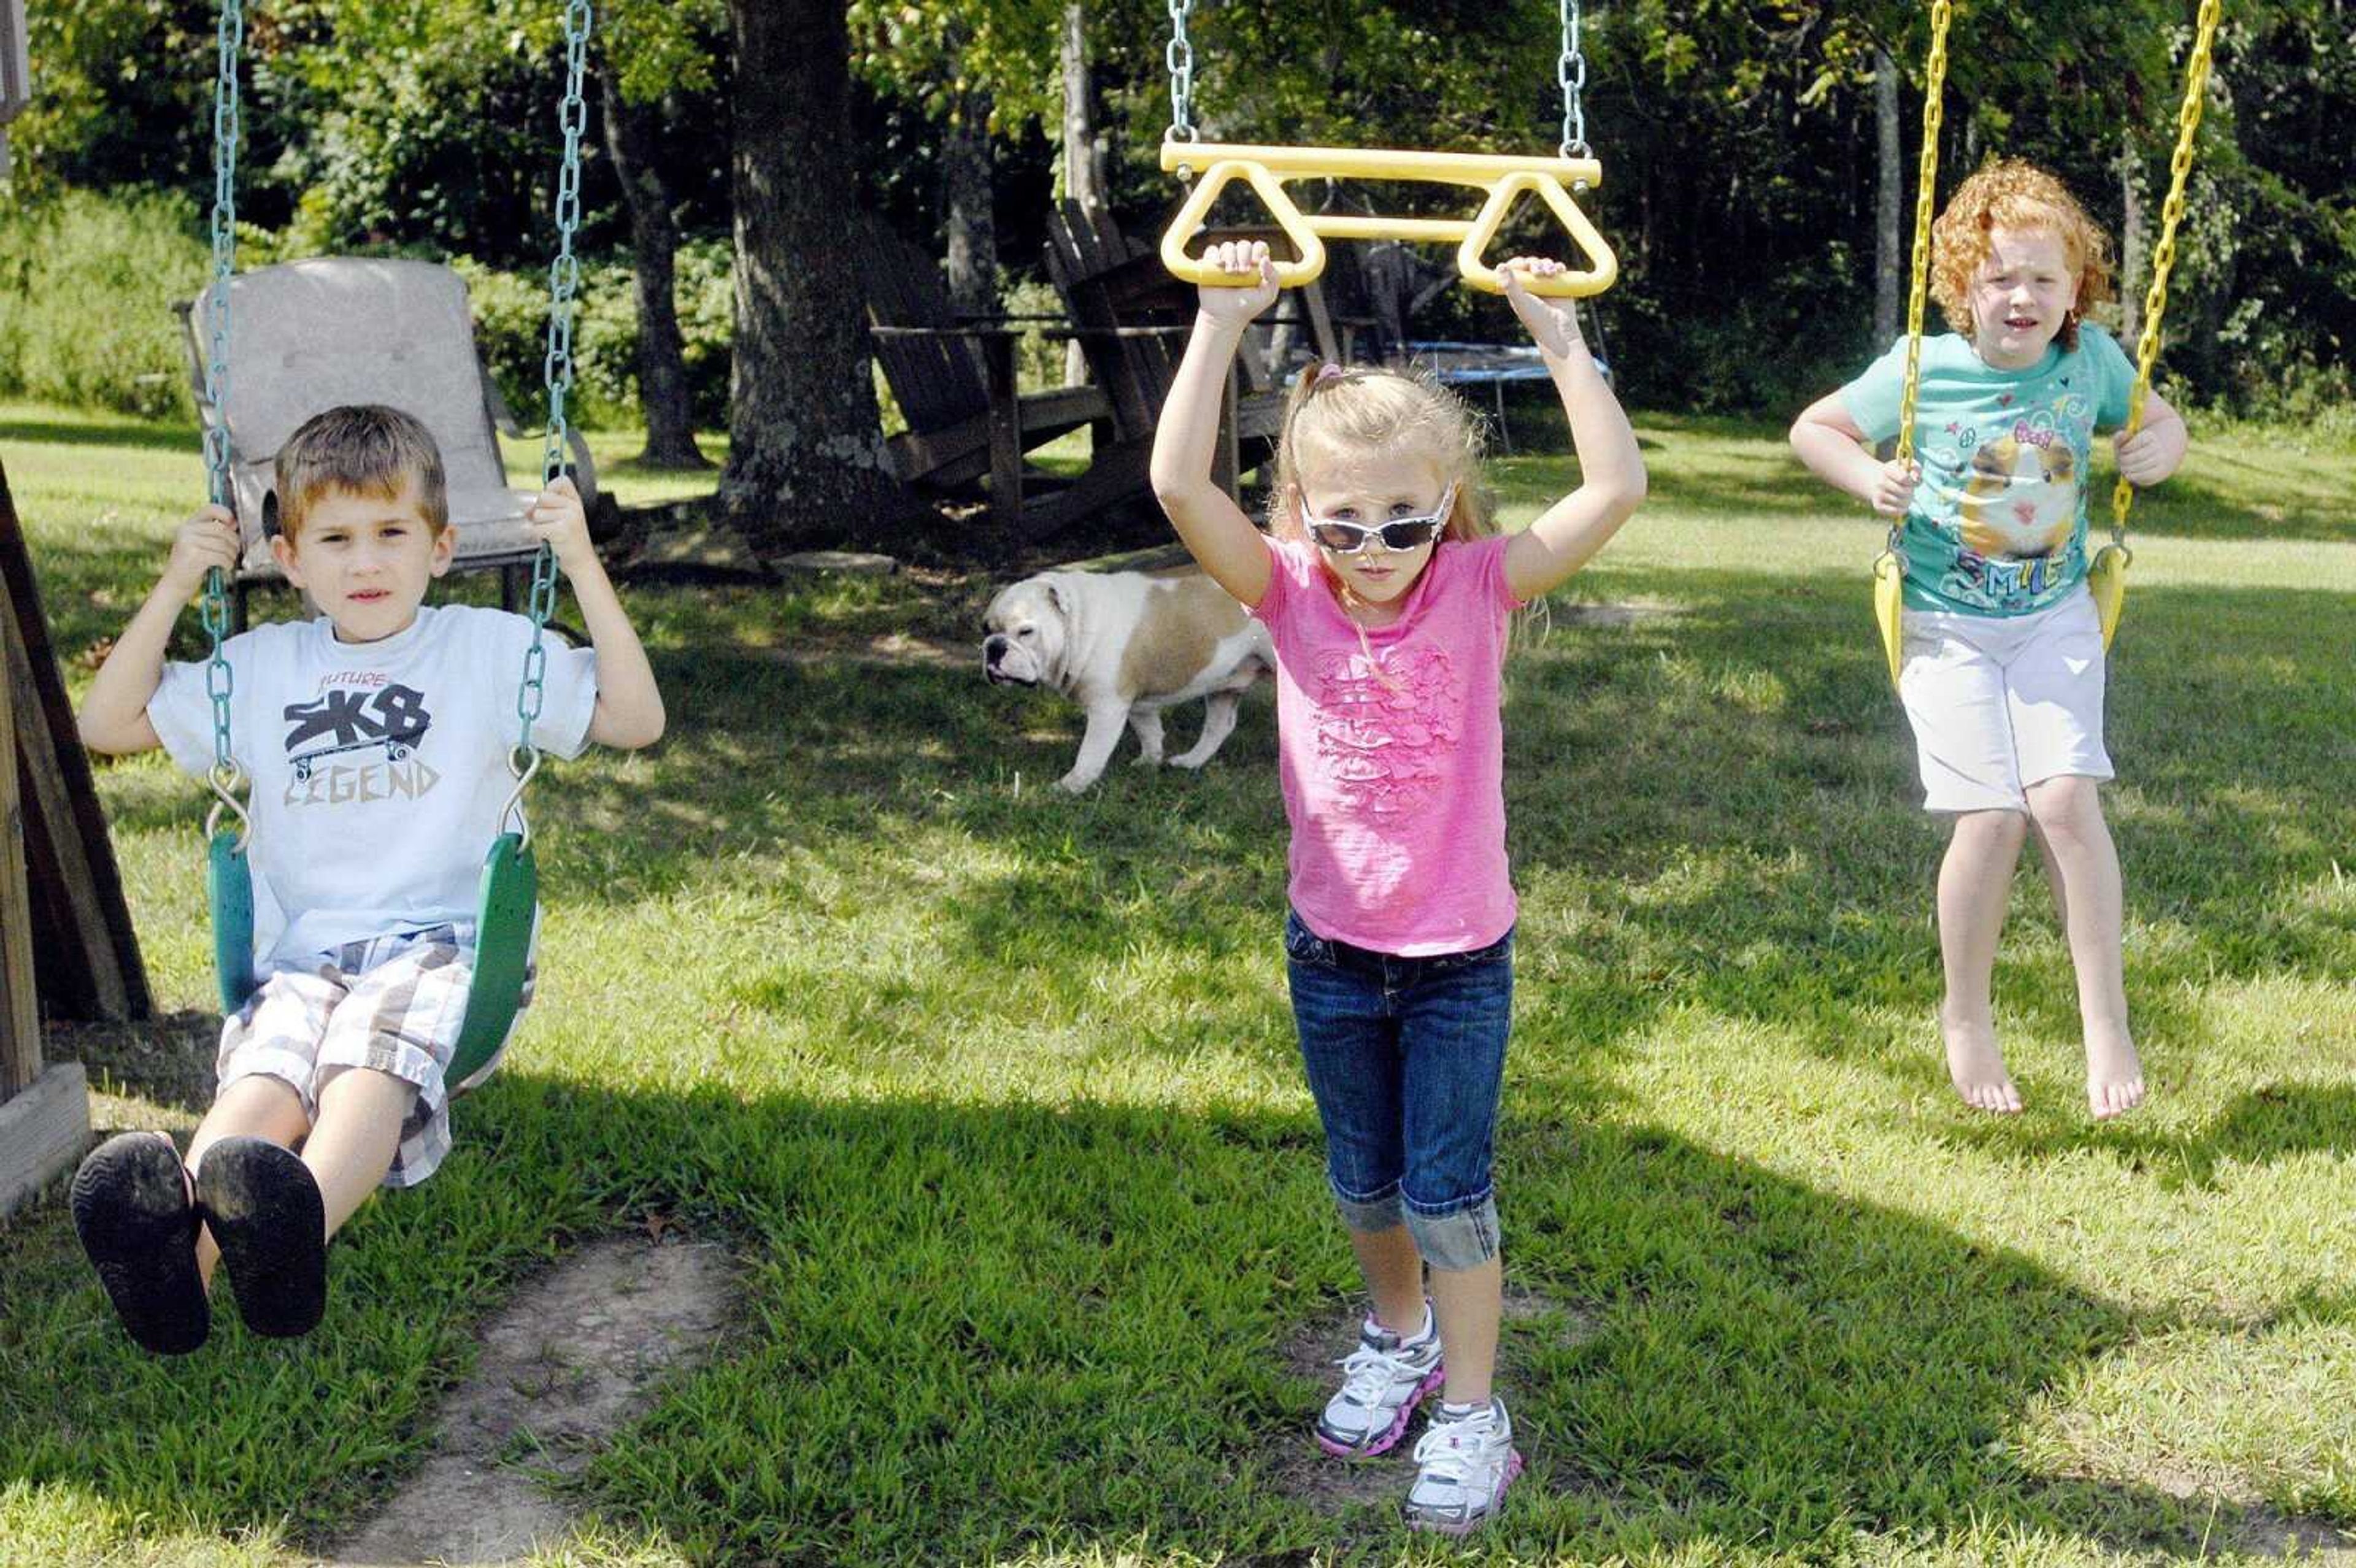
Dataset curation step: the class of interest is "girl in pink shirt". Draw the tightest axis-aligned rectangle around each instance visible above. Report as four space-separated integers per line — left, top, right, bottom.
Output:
1150 242 1645 1534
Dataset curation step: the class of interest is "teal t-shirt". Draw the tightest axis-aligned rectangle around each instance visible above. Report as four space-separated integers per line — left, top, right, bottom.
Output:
1840 325 2138 617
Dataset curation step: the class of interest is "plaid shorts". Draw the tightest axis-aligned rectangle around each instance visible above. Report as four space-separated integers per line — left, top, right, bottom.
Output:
216 924 530 1189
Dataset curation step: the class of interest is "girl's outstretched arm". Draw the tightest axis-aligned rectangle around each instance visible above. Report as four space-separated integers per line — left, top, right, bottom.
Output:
1500 259 1647 602
1150 242 1279 608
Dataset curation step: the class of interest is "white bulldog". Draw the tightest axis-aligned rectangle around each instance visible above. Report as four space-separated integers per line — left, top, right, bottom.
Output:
982 568 1274 793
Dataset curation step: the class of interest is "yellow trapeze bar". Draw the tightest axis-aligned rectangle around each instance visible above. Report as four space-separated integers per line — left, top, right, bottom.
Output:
1158 140 1618 299
1163 140 1603 185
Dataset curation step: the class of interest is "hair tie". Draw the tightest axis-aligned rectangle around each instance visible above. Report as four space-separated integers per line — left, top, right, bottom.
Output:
1314 363 1346 386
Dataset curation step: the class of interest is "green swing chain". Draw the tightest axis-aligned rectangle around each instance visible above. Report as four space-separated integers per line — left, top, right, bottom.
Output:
504 0 593 845
201 0 247 850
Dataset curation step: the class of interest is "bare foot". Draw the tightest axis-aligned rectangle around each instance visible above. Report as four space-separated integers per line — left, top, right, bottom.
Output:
2085 1030 2145 1120
1941 1009 2022 1114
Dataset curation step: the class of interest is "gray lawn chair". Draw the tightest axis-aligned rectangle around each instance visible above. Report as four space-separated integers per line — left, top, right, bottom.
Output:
174 257 606 629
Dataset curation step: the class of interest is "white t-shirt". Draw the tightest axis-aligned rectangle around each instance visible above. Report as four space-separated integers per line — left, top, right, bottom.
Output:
151 605 598 968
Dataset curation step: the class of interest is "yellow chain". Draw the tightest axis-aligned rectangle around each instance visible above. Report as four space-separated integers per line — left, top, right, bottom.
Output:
2109 0 2223 546
1884 0 1954 575
1894 0 1952 474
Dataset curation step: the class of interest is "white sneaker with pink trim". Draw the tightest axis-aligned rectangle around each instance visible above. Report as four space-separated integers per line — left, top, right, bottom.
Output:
1314 1304 1444 1458
1403 1396 1523 1534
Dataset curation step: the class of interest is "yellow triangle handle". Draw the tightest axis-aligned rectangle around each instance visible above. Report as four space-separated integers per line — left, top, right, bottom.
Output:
1458 172 1619 298
1873 551 1906 688
1160 158 1328 288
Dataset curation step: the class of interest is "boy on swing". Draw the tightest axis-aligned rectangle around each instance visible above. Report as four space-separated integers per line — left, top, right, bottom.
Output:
71 404 663 1353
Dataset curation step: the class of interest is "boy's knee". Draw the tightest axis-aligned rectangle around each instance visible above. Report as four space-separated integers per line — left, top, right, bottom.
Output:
314 1062 420 1116
1402 1191 1500 1272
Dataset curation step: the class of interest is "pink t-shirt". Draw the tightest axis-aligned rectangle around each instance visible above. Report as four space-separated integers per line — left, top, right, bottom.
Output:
1252 532 1520 956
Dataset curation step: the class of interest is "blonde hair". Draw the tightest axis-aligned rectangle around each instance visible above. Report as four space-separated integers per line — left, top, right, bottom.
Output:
1930 159 2115 352
274 404 450 540
1268 363 1493 544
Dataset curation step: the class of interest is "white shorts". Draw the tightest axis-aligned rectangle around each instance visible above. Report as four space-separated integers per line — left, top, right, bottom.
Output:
216 925 523 1188
1898 588 2112 814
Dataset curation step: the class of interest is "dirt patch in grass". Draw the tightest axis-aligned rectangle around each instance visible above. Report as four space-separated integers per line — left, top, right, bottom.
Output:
1263 1284 1604 1527
322 1234 741 1567
2138 1467 2356 1561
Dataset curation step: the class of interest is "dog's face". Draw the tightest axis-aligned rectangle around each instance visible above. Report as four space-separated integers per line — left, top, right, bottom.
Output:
982 577 1071 689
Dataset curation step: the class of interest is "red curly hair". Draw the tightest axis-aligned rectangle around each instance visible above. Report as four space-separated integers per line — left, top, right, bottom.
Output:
1929 159 2115 352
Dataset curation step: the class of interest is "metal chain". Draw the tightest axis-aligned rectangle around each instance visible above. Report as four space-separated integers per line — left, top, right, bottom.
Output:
1890 0 1952 565
202 0 247 840
517 0 591 774
2109 0 2222 550
1165 0 1196 144
1557 0 1588 160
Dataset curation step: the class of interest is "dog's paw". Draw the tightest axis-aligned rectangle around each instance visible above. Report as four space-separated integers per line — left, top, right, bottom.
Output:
1056 770 1098 794
1168 751 1211 770
1131 752 1163 769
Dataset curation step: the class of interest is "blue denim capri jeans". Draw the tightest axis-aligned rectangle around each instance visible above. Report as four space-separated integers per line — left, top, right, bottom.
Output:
1283 909 1512 1272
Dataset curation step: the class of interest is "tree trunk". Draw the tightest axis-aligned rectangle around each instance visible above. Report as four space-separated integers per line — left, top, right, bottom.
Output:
721 0 915 559
1059 1 1104 387
941 26 996 318
2117 124 2146 347
599 64 707 470
1873 47 1903 346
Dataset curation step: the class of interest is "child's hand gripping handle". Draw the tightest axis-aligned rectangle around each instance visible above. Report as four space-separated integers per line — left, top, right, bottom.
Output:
1161 159 1329 290
1459 172 1619 298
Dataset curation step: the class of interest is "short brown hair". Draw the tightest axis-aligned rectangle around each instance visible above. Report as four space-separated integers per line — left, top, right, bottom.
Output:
274 404 449 540
1930 159 2115 353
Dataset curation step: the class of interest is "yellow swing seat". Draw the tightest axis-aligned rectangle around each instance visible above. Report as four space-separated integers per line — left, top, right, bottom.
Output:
2086 541 2130 650
1872 549 1907 688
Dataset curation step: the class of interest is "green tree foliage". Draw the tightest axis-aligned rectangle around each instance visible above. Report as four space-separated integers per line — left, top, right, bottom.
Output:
6 0 252 201
7 0 2347 422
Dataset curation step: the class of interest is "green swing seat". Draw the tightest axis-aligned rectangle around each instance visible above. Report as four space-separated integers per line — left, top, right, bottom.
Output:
207 828 539 1093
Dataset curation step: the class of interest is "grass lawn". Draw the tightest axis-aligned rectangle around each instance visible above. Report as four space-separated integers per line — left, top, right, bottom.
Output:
2 399 2354 1566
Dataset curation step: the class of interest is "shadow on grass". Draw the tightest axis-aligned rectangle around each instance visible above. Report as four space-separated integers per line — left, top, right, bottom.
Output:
8 1053 2344 1561
1929 1081 2356 1192
0 415 206 455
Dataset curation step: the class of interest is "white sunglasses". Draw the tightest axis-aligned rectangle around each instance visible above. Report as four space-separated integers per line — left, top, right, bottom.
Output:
1305 482 1458 554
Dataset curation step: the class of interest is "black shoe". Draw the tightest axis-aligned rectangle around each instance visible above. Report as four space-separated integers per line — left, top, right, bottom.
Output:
69 1132 209 1355
193 1137 328 1339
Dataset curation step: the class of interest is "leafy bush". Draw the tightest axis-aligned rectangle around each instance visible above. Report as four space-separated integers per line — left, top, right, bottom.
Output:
0 187 213 418
455 239 734 431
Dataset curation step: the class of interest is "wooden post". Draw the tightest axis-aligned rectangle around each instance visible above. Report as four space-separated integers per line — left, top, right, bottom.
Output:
0 455 92 1218
1 575 37 1097
981 331 1026 532
1 473 150 1021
